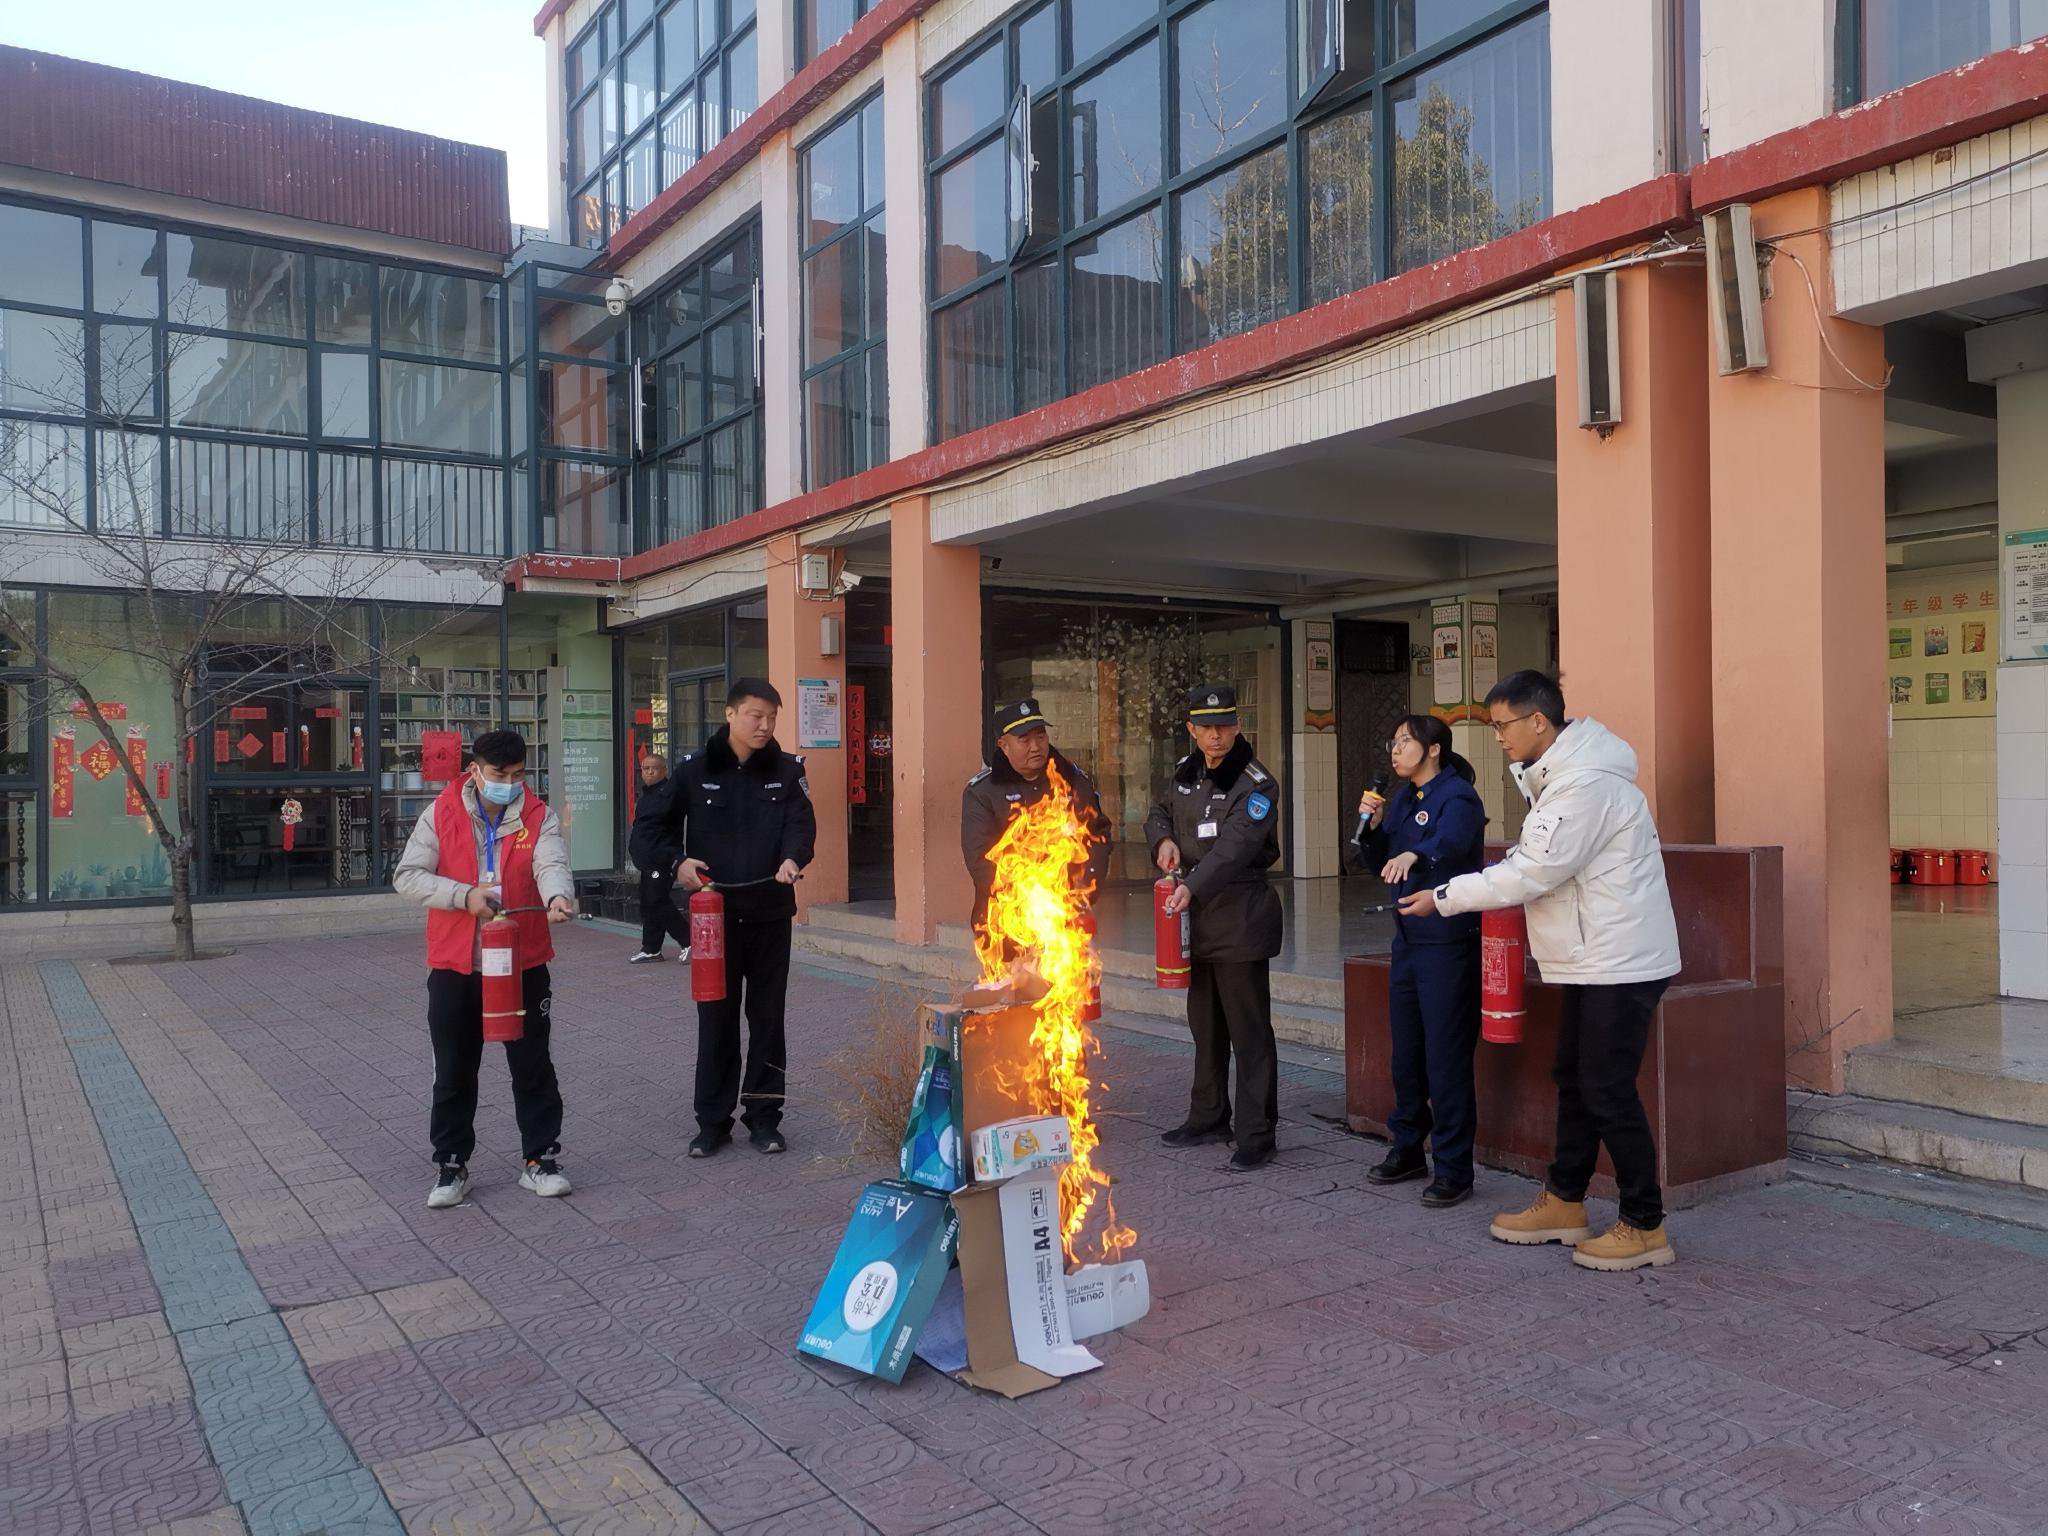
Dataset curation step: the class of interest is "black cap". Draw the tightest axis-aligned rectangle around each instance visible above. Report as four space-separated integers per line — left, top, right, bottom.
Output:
995 698 1048 737
1185 684 1238 724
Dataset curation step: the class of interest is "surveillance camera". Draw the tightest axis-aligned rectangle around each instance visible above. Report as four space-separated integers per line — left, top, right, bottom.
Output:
604 277 630 318
839 571 863 590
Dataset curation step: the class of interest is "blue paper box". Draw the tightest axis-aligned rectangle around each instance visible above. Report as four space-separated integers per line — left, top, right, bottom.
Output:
798 1180 960 1382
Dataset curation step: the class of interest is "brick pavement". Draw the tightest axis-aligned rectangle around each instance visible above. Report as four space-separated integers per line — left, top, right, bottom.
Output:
4 925 2048 1534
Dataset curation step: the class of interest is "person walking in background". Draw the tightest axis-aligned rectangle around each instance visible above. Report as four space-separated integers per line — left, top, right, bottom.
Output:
1145 685 1285 1172
627 751 690 963
1398 672 1683 1271
1354 715 1487 1209
646 680 816 1159
394 730 577 1208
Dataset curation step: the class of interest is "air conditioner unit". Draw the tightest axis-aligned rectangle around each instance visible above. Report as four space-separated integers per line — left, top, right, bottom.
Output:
1705 204 1769 376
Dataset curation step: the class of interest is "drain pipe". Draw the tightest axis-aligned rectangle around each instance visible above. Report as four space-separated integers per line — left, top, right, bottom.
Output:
1279 565 1560 621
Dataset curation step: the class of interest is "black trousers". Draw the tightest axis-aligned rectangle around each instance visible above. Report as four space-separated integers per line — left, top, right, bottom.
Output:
1185 959 1279 1152
1386 932 1481 1185
639 871 688 953
427 965 563 1167
695 917 791 1135
1547 979 1670 1229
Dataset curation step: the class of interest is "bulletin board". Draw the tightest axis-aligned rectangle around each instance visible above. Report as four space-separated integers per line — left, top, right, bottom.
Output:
1886 572 1997 720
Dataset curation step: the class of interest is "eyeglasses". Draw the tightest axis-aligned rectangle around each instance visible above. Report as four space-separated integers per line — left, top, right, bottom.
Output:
1489 712 1536 736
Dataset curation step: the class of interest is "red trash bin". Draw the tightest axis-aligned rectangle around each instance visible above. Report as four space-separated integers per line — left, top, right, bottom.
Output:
1910 848 1954 886
1956 850 1993 885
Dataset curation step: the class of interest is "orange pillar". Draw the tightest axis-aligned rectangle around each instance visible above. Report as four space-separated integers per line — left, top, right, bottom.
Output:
1708 187 1890 1092
1555 260 1716 843
890 495 983 944
767 533 848 915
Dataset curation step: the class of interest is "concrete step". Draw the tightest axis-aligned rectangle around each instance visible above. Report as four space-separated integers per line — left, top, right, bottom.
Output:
802 904 898 940
1845 1041 2048 1130
1790 1151 2048 1238
1788 1090 2048 1191
791 923 1343 1052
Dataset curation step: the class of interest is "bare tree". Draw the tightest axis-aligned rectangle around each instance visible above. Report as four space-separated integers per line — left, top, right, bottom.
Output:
0 311 500 957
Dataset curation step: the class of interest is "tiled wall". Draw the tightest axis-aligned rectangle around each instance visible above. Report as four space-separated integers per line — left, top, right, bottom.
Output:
1998 664 2048 998
1892 715 1996 853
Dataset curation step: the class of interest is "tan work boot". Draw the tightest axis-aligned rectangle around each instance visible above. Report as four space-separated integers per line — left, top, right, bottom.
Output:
1488 1191 1593 1246
1572 1220 1676 1272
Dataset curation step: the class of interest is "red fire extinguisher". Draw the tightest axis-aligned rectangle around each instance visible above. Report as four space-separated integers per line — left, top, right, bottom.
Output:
1480 906 1527 1045
480 913 526 1043
1153 875 1190 990
689 884 727 1002
1079 909 1102 1023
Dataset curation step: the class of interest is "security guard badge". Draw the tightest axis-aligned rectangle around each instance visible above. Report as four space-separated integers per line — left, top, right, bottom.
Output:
1414 810 1430 826
1247 792 1271 821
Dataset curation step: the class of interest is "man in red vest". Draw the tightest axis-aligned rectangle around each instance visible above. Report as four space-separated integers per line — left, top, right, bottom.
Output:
395 729 577 1209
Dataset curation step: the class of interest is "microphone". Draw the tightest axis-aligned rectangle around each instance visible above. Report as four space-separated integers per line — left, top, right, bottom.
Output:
1353 772 1391 844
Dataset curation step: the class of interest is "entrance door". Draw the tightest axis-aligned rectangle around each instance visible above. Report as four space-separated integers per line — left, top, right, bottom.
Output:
669 670 722 758
846 655 893 902
1336 621 1410 870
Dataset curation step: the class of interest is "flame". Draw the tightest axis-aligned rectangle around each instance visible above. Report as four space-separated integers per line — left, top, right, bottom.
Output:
975 763 1136 1266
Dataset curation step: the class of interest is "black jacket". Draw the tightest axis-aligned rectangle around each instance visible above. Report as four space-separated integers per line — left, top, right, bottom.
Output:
961 749 1112 919
642 729 817 923
1142 736 1283 963
1354 774 1487 946
629 774 681 895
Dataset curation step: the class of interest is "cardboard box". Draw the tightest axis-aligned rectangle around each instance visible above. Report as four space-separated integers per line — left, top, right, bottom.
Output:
899 1047 963 1191
971 1115 1073 1182
798 1180 959 1383
920 1001 1048 1143
1065 1260 1151 1340
951 1169 1100 1398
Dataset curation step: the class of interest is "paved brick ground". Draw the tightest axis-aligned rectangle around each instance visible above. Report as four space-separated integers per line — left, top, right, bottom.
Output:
6 926 2048 1534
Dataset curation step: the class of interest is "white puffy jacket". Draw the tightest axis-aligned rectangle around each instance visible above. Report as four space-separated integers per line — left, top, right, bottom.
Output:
1436 718 1681 986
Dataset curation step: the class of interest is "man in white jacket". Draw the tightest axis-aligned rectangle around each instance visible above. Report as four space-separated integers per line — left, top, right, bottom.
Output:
1397 672 1682 1272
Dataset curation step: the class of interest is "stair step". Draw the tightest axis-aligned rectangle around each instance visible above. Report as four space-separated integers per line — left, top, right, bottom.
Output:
801 905 898 940
1845 1042 2048 1131
1790 1152 2048 1239
1788 1090 2048 1190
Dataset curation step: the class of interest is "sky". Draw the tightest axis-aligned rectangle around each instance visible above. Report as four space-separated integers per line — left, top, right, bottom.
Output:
7 0 553 228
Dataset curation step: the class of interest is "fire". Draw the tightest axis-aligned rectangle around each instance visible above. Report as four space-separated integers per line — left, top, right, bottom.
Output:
975 763 1136 1266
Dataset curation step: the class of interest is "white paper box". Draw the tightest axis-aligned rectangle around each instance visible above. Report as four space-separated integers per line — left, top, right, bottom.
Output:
994 1169 1099 1379
1064 1260 1151 1339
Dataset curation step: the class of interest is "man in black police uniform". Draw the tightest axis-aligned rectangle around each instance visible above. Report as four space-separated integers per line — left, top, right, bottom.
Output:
961 698 1111 936
644 679 817 1158
627 752 690 963
1144 685 1284 1171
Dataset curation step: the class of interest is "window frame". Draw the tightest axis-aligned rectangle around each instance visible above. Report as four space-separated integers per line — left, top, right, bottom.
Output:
799 92 890 491
795 0 879 67
923 0 1549 442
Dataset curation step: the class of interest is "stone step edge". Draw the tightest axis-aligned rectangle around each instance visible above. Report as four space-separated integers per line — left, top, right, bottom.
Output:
1844 1045 2048 1130
1789 1149 2048 1239
1788 1089 2048 1191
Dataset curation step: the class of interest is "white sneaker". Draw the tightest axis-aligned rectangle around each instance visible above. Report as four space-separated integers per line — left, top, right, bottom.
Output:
427 1166 470 1209
678 946 690 962
519 1158 571 1198
629 949 664 963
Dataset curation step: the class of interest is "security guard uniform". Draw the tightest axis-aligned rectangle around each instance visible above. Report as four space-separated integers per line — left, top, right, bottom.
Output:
962 698 1112 932
644 726 816 1142
1143 685 1283 1165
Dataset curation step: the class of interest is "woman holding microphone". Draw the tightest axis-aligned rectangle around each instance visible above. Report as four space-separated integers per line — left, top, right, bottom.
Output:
1354 716 1488 1208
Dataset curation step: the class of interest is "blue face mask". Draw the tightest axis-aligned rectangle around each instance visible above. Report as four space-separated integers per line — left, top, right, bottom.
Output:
476 775 521 807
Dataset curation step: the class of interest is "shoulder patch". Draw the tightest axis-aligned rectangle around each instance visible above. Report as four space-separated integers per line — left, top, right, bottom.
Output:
1247 764 1269 784
1247 792 1272 822
968 767 991 785
798 775 810 795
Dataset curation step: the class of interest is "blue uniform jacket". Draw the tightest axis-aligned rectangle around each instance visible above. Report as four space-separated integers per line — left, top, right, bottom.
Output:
1355 774 1487 946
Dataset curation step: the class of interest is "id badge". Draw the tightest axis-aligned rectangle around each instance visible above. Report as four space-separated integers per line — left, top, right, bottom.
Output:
1196 821 1219 839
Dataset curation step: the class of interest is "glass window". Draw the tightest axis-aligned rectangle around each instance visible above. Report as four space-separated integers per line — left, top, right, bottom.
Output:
0 421 85 528
802 0 864 62
1069 41 1163 225
622 0 654 39
576 90 608 181
1016 258 1059 413
570 18 606 94
206 786 374 894
542 459 628 555
97 322 158 418
384 458 504 556
934 40 1005 156
661 97 701 187
541 361 627 452
1856 0 2048 97
804 240 864 361
0 793 32 906
933 284 1005 443
1177 143 1290 349
1306 97 1376 305
624 34 659 131
1394 0 1512 60
709 313 754 420
707 417 756 523
95 428 159 535
623 131 660 219
802 98 886 488
320 352 371 439
92 224 160 317
1175 0 1290 172
660 439 705 541
168 335 307 436
169 436 307 541
164 235 304 339
1390 11 1550 275
1073 0 1157 65
381 270 500 364
805 112 864 244
662 1 699 88
314 259 376 346
379 360 500 454
1019 4 1058 98
574 180 606 249
1068 211 1164 393
934 141 1007 299
0 205 83 310
729 29 759 127
0 309 86 412
0 685 31 780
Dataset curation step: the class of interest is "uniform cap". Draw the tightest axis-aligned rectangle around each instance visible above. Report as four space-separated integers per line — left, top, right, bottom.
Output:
996 698 1048 736
1185 684 1238 724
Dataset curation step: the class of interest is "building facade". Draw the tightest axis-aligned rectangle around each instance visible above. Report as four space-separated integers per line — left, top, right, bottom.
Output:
8 4 2048 1097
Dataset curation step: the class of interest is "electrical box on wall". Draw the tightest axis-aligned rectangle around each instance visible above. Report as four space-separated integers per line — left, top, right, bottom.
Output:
820 615 843 656
800 553 832 591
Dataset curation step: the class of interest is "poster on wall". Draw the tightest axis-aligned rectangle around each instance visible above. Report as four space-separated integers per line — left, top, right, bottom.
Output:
1303 621 1334 731
798 678 842 750
2004 529 2048 659
1430 603 1464 710
1888 570 1998 719
1469 602 1499 704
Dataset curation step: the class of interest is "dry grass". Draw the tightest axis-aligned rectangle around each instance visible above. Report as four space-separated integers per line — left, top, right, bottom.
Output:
820 976 938 1166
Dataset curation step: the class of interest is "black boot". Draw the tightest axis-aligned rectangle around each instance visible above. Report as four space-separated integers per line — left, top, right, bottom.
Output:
1160 1121 1232 1148
1366 1150 1428 1186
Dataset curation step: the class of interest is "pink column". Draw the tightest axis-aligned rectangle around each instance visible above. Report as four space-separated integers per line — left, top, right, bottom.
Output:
890 495 983 944
1554 259 1715 844
767 533 848 914
1708 187 1891 1092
